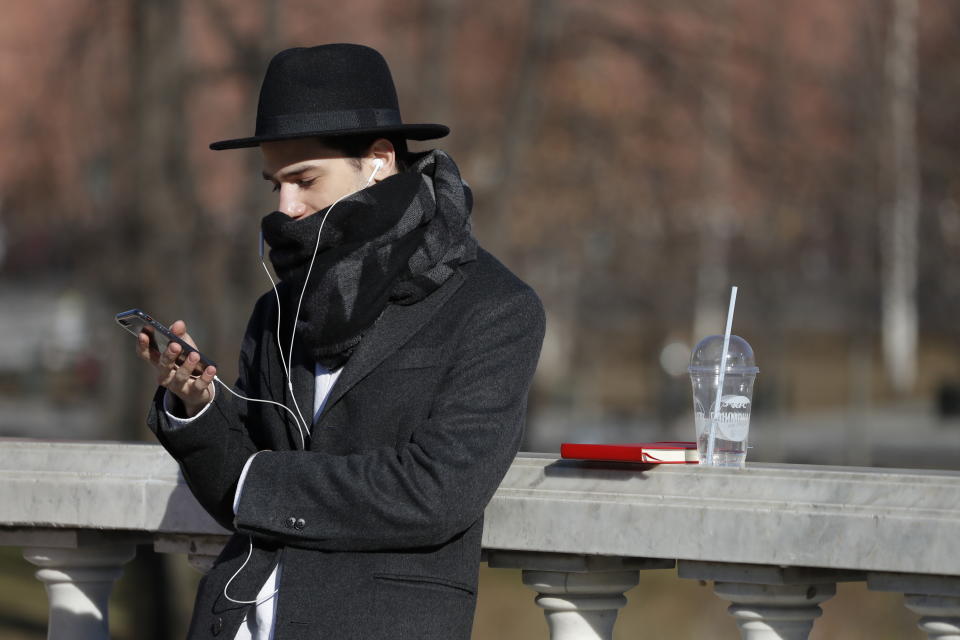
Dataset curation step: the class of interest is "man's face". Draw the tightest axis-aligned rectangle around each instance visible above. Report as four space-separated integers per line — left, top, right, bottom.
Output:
260 138 367 220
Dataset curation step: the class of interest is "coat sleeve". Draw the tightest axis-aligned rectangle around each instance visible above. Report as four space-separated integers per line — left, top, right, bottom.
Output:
232 286 545 551
145 304 267 530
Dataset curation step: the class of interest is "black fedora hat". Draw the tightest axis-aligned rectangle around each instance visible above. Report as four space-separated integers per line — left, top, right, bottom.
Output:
210 44 449 150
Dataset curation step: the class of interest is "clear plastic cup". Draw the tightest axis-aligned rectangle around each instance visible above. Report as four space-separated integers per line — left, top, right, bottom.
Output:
688 335 758 468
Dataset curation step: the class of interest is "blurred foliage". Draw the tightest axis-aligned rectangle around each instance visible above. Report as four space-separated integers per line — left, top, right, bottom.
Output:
2 0 960 440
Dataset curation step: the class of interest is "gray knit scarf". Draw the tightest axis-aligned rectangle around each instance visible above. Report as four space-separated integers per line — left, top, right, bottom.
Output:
261 150 477 369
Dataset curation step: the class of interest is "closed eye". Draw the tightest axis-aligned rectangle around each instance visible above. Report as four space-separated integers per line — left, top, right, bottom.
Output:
267 178 312 192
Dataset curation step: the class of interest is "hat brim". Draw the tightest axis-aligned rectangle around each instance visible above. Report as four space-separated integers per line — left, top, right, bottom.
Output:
210 123 449 150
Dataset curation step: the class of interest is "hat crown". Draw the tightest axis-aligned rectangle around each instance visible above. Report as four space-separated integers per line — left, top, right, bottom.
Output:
257 44 401 122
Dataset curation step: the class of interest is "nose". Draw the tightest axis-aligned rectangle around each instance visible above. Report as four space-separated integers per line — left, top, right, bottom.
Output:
278 185 308 218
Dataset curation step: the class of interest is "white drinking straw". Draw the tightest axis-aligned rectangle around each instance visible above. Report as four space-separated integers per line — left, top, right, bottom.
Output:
706 286 738 464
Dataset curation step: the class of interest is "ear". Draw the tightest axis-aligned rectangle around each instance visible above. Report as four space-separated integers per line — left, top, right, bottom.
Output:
365 138 397 182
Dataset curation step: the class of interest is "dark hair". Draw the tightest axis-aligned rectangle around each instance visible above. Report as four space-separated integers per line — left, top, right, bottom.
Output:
318 134 410 172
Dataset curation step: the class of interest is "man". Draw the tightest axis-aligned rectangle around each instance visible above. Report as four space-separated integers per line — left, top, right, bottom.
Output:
137 44 544 639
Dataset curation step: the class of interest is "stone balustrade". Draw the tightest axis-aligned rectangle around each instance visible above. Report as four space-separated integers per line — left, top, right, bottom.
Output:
1 438 959 639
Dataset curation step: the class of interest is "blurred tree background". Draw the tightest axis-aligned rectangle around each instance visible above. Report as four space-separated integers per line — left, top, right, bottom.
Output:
1 0 958 638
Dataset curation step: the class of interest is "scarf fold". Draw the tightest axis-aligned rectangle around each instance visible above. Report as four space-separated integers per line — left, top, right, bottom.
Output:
261 149 477 369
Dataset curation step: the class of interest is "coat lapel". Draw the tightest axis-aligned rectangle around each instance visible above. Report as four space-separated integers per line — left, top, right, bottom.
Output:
317 269 466 423
262 301 315 450
290 355 315 443
255 314 308 451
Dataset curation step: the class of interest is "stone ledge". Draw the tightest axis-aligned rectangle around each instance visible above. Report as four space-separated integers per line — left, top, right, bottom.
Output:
1 440 958 577
482 456 960 575
0 439 226 535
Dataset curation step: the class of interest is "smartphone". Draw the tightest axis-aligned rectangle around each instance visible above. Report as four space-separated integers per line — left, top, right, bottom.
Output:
115 309 217 373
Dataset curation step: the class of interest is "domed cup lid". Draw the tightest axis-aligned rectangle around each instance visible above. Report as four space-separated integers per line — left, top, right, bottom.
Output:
688 335 759 375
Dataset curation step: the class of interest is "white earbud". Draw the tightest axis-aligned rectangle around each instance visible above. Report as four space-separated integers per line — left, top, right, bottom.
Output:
366 158 384 186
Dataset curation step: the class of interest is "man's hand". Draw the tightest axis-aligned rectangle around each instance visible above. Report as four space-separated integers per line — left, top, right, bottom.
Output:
136 320 217 418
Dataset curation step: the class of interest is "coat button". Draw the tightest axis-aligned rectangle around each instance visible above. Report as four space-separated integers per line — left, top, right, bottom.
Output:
294 517 306 530
211 616 223 635
285 516 296 528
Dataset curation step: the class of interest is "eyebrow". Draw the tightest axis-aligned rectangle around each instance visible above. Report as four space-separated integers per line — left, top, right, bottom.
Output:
261 162 322 181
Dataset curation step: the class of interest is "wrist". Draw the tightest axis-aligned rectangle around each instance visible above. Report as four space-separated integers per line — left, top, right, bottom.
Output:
162 386 216 425
167 391 210 419
183 397 209 418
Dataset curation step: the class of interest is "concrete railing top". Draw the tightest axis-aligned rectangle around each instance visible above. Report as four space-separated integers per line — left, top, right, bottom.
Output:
491 454 960 576
1 439 958 576
0 438 222 537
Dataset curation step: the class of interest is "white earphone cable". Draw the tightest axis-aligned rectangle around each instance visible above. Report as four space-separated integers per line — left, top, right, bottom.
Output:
258 257 310 435
213 375 306 450
222 536 280 605
220 160 382 607
284 189 349 394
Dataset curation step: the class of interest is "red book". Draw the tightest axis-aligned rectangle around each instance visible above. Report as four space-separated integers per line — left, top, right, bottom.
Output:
560 441 699 464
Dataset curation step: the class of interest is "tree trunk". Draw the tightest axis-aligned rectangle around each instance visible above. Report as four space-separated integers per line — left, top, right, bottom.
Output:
882 0 920 395
488 0 563 256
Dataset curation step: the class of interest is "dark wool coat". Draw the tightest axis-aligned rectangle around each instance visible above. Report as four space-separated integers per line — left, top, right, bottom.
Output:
147 248 545 640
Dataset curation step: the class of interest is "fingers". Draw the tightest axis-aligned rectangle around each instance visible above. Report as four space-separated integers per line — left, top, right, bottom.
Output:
171 351 201 386
137 319 213 408
155 341 189 387
169 320 199 349
157 340 183 371
191 365 217 394
155 353 178 387
156 351 216 407
136 331 152 362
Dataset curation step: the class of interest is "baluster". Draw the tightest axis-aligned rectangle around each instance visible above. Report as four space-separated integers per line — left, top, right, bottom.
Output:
23 544 137 640
488 551 673 640
870 572 960 639
679 561 863 640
